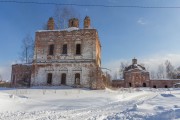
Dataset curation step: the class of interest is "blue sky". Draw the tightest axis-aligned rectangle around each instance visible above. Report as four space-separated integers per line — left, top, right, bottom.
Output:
1 0 180 80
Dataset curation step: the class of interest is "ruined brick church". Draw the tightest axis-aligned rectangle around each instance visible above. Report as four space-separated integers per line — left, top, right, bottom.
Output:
112 58 180 88
11 16 180 89
11 16 104 89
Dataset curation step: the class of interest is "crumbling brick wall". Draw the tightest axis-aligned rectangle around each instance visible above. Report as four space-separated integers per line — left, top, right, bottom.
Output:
11 64 32 87
31 17 104 89
124 69 150 87
150 79 180 88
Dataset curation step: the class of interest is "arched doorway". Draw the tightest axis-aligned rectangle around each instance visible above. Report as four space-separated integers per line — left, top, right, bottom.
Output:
75 73 80 85
61 73 66 85
165 85 168 88
143 83 146 87
47 73 52 85
129 83 132 87
153 85 156 88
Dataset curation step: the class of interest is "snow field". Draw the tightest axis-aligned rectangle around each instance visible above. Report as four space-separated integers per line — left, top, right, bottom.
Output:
0 87 179 120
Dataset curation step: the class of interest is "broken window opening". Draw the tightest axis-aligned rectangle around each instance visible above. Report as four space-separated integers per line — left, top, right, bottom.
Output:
143 83 146 87
12 75 15 84
49 44 54 55
47 73 52 85
61 73 66 85
76 44 81 55
62 44 67 54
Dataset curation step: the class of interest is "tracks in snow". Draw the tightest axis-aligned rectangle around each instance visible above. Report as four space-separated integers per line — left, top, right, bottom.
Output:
0 91 158 120
68 91 158 120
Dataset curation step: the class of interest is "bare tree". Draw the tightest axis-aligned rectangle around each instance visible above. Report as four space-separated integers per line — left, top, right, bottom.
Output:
42 22 48 30
113 72 118 80
101 71 112 87
176 66 180 72
53 6 81 29
165 60 174 79
119 62 128 79
156 64 165 79
150 70 156 79
88 70 96 88
19 35 34 63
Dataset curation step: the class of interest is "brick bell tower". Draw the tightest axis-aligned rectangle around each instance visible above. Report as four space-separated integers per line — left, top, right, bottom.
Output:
47 17 55 30
84 16 90 28
68 18 79 27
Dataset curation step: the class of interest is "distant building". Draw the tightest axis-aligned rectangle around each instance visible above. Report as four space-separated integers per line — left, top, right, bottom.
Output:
11 16 105 89
0 81 10 87
112 58 180 88
124 58 150 87
11 64 31 87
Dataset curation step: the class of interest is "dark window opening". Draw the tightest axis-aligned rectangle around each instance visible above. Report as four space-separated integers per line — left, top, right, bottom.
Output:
75 73 80 85
76 44 81 55
129 83 132 87
143 83 146 87
61 73 66 85
49 44 54 55
62 44 67 54
47 73 52 85
165 85 168 88
12 75 15 84
153 85 156 88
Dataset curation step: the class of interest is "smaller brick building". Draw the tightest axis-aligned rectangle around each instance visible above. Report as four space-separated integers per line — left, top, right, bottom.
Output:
11 64 32 87
112 58 180 88
124 58 150 87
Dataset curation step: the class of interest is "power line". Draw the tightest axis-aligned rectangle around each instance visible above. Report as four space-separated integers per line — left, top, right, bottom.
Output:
1 0 180 9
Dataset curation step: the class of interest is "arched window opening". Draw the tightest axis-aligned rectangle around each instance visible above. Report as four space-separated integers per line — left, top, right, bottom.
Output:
12 75 15 84
75 73 80 85
143 83 146 87
62 44 67 54
47 73 52 85
61 73 66 85
76 44 81 55
49 44 54 55
129 83 132 87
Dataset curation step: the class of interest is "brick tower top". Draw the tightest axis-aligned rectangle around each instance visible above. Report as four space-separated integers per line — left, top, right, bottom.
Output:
84 16 90 28
68 18 79 28
132 58 137 65
47 17 54 30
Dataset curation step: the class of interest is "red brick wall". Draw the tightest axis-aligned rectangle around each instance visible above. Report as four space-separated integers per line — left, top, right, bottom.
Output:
150 79 180 88
124 69 150 87
11 64 32 87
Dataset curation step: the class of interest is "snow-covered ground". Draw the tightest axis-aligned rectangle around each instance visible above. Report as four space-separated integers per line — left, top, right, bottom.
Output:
0 86 180 120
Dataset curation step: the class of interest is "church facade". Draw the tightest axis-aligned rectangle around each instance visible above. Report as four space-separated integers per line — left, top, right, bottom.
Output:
11 16 104 89
112 58 180 88
123 58 150 87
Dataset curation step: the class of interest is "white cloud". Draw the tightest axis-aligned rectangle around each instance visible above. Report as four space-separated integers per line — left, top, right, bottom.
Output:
0 61 17 82
137 18 147 25
0 65 11 82
140 54 180 71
